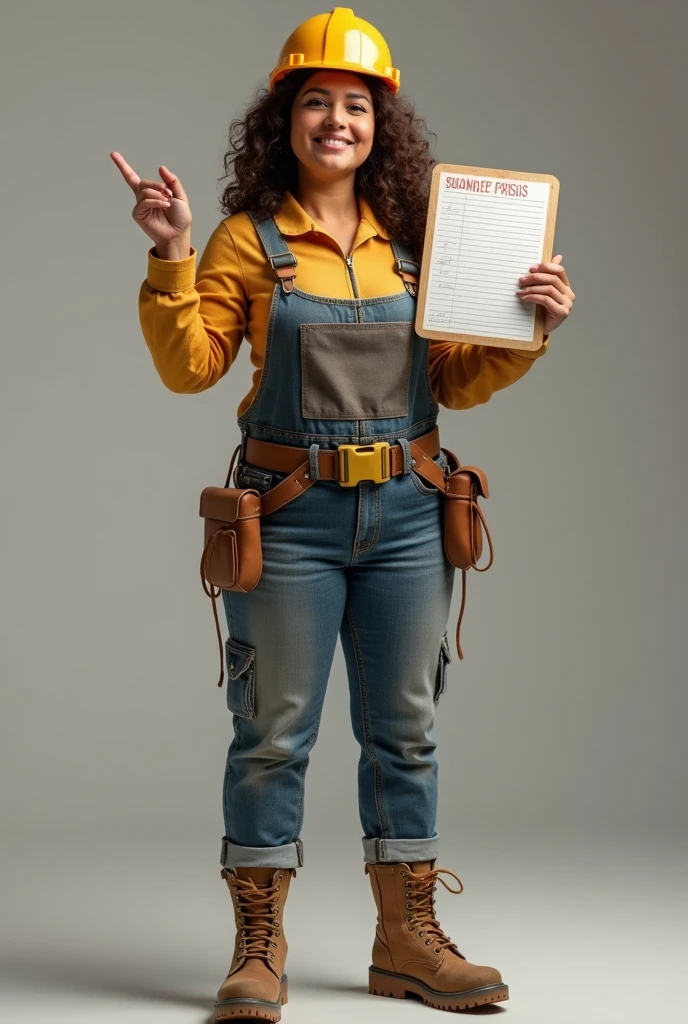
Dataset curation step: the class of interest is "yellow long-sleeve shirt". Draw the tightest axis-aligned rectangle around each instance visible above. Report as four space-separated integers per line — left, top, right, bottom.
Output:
138 190 549 418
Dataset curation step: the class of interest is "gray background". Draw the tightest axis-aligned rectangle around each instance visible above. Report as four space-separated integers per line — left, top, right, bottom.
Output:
1 1 686 1021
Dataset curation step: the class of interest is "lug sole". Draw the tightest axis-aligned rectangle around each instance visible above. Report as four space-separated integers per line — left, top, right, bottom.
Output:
369 966 508 1011
213 975 288 1021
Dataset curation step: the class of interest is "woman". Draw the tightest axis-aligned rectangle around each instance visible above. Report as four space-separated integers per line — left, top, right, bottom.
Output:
112 7 574 1020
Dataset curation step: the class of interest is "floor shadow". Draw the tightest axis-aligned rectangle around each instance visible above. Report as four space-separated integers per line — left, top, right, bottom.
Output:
2 953 508 1017
0 951 212 1012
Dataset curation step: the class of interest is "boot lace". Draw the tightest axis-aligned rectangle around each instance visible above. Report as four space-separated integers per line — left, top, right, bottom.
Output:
223 870 283 965
402 865 465 957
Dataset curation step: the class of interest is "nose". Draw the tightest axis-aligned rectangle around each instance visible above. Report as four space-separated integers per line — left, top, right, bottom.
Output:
323 103 347 129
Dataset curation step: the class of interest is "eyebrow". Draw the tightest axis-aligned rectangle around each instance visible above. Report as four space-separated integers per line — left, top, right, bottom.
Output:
301 87 370 102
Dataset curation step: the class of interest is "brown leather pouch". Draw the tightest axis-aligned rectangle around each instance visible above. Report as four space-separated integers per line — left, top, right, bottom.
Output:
200 445 263 688
442 448 492 570
441 448 494 660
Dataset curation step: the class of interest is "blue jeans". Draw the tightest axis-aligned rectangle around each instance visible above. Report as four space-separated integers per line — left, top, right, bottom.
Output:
220 449 455 869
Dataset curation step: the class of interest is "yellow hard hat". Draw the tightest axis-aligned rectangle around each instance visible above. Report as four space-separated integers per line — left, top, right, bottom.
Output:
269 7 400 92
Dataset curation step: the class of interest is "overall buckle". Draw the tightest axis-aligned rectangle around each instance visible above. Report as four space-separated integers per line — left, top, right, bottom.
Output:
337 442 391 486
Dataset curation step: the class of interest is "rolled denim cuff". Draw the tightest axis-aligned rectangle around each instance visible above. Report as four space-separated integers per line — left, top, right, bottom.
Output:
362 834 440 864
221 836 304 869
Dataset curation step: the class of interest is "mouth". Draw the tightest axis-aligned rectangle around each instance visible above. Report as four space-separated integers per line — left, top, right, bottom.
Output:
313 136 354 148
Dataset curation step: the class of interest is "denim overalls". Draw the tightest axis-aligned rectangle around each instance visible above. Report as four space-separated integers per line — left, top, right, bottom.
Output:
220 212 455 870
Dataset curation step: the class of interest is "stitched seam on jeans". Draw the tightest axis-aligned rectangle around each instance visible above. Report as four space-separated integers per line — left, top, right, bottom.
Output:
237 418 439 446
292 713 322 842
355 484 382 554
223 715 244 837
346 604 389 836
222 756 233 835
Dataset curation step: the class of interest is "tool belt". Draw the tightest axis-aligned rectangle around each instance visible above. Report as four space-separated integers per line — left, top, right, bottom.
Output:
199 426 494 688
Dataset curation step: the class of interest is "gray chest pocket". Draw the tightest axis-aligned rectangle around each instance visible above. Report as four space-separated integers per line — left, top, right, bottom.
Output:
300 321 415 421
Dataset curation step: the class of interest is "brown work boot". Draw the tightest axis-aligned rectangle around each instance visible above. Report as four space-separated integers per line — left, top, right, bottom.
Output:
213 865 296 1022
365 859 508 1011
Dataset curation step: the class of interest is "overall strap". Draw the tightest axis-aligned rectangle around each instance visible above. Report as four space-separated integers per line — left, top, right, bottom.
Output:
246 211 298 293
390 238 420 296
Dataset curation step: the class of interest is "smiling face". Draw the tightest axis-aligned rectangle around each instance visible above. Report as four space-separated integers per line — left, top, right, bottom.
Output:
290 70 375 182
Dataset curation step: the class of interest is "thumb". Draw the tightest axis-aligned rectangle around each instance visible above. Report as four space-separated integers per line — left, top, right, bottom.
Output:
159 165 187 202
552 253 563 263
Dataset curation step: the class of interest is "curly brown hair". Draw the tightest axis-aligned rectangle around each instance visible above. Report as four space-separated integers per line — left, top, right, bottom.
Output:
218 69 437 261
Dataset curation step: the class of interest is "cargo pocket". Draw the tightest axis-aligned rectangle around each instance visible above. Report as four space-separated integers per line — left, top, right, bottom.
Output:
433 631 452 703
225 637 257 718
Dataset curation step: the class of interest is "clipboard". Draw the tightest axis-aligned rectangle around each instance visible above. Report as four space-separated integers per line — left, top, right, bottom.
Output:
415 164 560 352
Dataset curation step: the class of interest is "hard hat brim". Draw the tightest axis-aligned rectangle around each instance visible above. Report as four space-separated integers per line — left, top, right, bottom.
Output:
269 61 400 93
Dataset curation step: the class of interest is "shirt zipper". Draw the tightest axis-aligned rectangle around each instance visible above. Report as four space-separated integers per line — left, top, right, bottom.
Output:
344 252 362 321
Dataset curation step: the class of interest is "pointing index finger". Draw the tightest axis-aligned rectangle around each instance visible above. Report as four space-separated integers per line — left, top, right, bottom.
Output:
110 151 141 192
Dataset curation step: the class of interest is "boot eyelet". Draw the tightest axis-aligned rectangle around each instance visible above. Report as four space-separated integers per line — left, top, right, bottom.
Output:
434 948 441 954
278 874 283 880
406 915 413 922
419 931 424 936
401 871 407 877
405 902 412 909
425 939 431 945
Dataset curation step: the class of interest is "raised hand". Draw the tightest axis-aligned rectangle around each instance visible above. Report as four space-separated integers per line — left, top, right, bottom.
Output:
110 152 192 257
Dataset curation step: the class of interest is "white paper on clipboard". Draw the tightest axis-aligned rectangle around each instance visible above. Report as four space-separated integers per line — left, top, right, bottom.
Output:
420 169 552 343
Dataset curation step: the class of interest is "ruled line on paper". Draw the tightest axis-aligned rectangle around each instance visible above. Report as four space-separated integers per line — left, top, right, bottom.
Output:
422 173 550 341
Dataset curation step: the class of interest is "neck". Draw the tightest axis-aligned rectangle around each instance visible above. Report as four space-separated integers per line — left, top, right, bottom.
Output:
294 169 359 227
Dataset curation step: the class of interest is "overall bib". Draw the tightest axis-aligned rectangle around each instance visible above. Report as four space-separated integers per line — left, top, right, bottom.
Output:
220 214 456 870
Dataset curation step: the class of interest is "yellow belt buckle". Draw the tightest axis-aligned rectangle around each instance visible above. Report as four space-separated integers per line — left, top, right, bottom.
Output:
337 441 391 486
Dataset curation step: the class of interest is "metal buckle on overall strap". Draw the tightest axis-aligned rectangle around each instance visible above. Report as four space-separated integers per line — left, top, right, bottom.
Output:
268 251 297 293
395 257 419 297
337 442 391 486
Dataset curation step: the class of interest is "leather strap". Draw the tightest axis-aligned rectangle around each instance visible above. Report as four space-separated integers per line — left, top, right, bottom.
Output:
241 427 442 517
244 426 440 478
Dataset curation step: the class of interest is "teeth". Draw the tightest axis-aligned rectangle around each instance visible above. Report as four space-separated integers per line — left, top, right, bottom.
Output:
316 138 349 146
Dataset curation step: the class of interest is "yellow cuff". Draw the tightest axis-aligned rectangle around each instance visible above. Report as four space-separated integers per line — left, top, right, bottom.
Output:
146 246 197 292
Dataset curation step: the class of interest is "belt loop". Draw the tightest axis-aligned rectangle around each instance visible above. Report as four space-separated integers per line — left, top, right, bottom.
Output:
397 437 414 474
308 443 321 481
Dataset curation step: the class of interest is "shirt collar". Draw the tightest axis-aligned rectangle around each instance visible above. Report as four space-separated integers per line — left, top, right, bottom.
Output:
275 190 391 241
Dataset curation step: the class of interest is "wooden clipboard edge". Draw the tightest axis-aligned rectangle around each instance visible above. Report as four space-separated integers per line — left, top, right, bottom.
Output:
415 164 560 351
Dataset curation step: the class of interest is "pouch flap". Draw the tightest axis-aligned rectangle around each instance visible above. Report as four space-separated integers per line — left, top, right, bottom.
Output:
446 466 489 499
200 487 261 523
462 466 489 499
225 636 256 680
